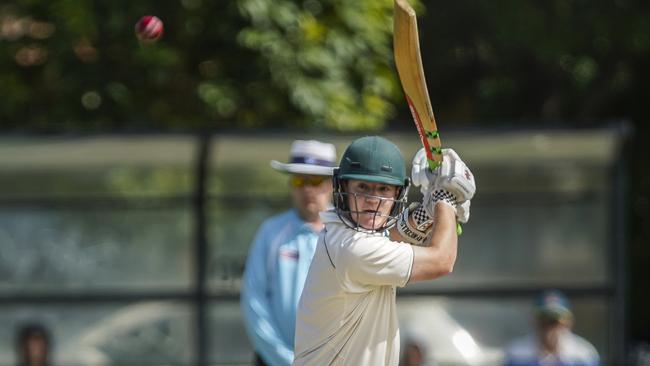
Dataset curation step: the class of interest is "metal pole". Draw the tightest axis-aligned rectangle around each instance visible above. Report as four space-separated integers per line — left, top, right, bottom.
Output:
612 122 631 366
194 132 210 366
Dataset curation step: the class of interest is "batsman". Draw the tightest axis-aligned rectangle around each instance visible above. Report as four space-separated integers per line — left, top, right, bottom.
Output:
293 0 475 363
293 136 476 365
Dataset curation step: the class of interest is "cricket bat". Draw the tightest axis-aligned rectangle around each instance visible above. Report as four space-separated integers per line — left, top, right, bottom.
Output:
394 0 464 234
393 0 441 170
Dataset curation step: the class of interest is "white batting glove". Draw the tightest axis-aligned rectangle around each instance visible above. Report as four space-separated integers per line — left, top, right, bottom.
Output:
410 147 435 192
456 200 471 224
434 148 475 204
415 148 476 220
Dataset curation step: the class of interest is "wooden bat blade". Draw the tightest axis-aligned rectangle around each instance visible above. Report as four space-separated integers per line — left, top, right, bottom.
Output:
394 0 441 169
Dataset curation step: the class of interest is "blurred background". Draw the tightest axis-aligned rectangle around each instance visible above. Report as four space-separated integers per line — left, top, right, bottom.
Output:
0 0 648 365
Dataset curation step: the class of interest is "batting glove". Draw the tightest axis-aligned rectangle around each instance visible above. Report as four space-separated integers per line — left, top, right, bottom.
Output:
410 147 435 192
456 200 471 224
415 148 476 220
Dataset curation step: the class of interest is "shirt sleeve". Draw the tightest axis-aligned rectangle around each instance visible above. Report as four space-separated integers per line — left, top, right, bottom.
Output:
240 222 294 366
336 233 413 291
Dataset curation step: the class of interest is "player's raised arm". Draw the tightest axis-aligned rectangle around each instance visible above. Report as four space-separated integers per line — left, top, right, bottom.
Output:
391 148 476 282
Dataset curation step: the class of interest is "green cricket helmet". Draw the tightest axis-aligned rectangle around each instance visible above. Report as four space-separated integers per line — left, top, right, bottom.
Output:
333 136 410 232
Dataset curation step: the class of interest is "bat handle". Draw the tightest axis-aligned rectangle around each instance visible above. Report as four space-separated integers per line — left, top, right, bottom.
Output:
426 161 441 171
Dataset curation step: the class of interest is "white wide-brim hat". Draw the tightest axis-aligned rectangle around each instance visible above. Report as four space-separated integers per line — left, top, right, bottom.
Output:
270 140 337 176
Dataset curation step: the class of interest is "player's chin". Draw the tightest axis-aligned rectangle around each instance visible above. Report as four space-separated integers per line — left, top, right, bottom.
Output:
357 212 387 230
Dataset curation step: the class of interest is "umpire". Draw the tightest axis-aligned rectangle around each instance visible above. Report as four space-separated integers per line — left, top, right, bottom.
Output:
240 139 337 366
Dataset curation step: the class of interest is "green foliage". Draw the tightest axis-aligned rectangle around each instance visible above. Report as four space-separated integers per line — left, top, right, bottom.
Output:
237 0 400 130
417 0 650 124
0 0 648 131
0 0 414 131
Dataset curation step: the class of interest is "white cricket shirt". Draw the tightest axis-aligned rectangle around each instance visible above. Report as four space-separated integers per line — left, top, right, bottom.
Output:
293 210 414 366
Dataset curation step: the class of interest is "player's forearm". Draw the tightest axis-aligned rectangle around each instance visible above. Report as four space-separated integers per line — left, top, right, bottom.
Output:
409 203 458 282
426 203 458 266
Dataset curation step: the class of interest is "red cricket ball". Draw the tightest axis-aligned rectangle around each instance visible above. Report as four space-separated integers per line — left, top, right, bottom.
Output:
135 15 163 42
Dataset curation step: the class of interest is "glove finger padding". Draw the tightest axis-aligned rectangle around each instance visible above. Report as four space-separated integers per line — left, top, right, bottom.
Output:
434 148 475 203
410 148 437 189
456 200 471 224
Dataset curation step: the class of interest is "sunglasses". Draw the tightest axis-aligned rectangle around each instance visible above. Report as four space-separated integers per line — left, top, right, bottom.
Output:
290 175 328 187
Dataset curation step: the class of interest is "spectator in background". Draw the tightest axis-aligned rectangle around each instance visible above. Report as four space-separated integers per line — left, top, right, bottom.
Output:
503 290 600 366
400 339 427 366
15 323 51 366
240 140 337 366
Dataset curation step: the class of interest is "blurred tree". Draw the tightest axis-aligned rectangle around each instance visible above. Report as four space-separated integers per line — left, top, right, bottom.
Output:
0 0 410 131
413 0 650 125
0 1 647 131
236 0 402 130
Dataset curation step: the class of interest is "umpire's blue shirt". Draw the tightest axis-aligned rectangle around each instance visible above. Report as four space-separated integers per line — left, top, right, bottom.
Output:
240 209 320 366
